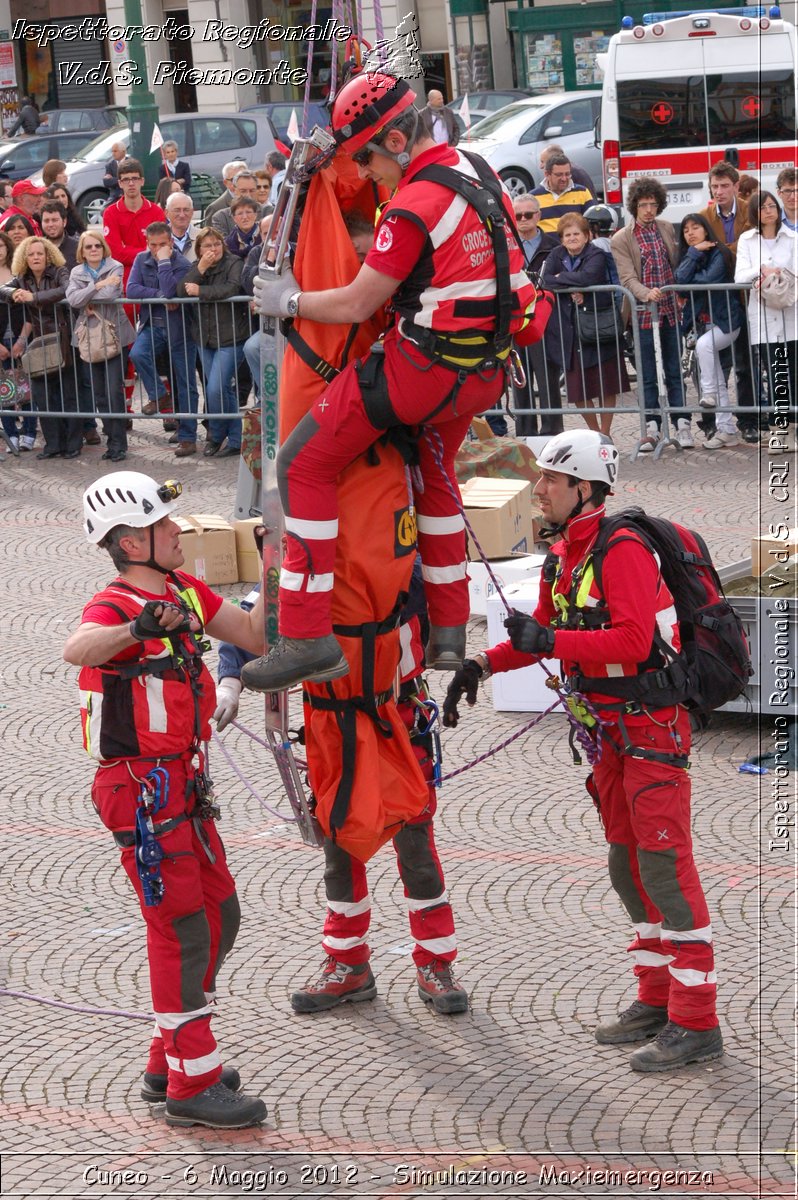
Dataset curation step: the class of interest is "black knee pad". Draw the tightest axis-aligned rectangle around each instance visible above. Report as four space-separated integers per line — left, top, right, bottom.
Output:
607 842 649 923
394 823 443 900
173 907 212 1012
637 847 695 930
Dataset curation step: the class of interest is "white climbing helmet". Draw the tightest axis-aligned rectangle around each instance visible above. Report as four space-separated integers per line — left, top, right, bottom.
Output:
83 473 182 544
536 430 619 488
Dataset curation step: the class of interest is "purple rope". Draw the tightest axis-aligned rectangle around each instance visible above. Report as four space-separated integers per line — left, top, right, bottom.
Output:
0 988 151 1021
441 702 560 782
423 427 601 766
211 727 301 824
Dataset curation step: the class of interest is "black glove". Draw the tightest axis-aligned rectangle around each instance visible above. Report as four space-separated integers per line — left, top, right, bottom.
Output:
442 658 484 729
129 601 194 641
504 610 555 656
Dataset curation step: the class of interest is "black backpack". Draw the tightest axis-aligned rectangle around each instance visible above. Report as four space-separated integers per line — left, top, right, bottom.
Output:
570 507 753 723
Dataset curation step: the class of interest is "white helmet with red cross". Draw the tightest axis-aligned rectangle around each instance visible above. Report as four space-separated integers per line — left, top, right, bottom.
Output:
536 430 619 487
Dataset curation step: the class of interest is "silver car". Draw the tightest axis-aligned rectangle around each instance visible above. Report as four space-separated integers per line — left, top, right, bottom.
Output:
462 91 602 198
30 111 277 221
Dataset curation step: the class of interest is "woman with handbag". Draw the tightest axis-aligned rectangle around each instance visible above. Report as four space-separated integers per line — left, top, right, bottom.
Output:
0 235 81 459
0 230 35 453
541 214 628 436
65 231 135 462
177 227 250 458
735 191 798 438
676 213 745 450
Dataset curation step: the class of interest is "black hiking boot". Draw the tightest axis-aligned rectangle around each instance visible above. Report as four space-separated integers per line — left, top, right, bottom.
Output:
594 1000 669 1045
164 1082 267 1129
629 1022 724 1073
141 1064 241 1103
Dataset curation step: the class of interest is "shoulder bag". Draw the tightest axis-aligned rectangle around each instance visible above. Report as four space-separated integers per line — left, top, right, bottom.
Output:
20 333 64 378
76 313 122 363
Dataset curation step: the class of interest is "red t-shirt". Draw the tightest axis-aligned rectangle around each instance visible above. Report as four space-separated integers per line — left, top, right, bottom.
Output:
82 571 223 662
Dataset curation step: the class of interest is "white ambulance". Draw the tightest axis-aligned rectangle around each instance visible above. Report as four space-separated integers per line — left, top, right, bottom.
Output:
599 6 797 223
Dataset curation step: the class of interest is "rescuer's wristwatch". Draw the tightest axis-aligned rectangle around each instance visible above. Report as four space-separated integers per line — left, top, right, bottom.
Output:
286 291 302 318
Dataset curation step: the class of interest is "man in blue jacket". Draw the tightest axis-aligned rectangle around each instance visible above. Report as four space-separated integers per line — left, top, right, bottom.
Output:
128 222 199 457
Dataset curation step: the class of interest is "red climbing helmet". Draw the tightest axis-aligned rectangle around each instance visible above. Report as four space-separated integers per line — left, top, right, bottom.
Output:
331 71 416 155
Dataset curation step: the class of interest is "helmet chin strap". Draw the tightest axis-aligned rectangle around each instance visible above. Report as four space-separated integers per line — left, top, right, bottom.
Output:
142 525 171 575
538 485 588 540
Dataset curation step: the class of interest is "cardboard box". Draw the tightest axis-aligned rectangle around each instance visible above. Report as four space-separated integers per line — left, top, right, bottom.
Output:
468 553 547 617
461 476 533 560
233 517 263 583
469 416 494 441
486 577 562 714
751 529 798 577
176 514 238 585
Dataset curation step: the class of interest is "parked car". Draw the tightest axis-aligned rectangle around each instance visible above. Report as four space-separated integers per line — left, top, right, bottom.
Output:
0 130 106 181
30 112 278 221
37 107 126 134
461 91 603 197
242 101 329 144
446 88 532 128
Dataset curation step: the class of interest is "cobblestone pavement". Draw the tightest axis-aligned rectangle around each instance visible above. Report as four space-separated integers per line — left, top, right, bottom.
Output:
0 412 794 1199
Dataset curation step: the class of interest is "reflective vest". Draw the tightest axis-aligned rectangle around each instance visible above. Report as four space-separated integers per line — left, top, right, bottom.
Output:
380 149 536 349
78 574 216 763
551 533 680 683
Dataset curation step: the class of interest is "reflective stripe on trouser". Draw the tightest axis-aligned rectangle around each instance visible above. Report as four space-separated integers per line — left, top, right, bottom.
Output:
276 326 505 637
321 689 455 969
91 758 241 1100
594 707 717 1030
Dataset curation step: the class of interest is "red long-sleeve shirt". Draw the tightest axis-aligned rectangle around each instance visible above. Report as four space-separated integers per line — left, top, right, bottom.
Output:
102 197 166 286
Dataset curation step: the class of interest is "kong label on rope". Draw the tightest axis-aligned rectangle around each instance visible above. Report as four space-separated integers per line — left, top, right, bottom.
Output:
394 506 417 557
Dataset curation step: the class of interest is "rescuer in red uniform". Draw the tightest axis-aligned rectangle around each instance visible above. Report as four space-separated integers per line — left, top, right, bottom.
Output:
241 71 542 696
63 472 268 1128
443 431 723 1073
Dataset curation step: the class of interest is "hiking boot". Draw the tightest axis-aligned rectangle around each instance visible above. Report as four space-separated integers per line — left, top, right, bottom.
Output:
703 431 741 449
164 1082 267 1129
637 420 660 454
426 624 467 670
141 1064 241 1104
629 1021 724 1073
241 636 349 692
174 441 197 457
84 430 102 445
417 959 469 1014
141 399 158 416
594 999 668 1045
698 393 717 409
290 956 377 1013
675 419 694 449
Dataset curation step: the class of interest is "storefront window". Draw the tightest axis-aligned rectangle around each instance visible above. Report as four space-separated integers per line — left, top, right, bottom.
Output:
525 33 564 92
573 32 609 88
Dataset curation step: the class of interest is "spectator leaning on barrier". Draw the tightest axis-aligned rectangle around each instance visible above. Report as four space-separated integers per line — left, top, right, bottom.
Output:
159 140 192 195
541 212 627 436
735 190 798 438
509 192 562 437
62 472 268 1130
0 229 35 453
203 160 248 226
777 167 798 233
40 201 78 270
675 213 745 451
103 159 167 289
66 230 135 462
127 222 197 454
532 154 593 235
0 180 45 237
539 143 596 199
178 226 249 459
697 161 760 444
443 430 723 1074
165 190 199 262
610 177 692 452
0 235 81 459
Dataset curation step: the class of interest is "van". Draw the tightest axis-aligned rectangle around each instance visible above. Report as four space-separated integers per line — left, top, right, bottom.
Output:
32 111 277 221
599 6 797 224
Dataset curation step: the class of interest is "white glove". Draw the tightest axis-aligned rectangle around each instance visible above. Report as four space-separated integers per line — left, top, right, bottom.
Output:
252 266 300 318
213 677 243 731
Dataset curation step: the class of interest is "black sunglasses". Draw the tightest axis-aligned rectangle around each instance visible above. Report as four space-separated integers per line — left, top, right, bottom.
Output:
515 210 539 219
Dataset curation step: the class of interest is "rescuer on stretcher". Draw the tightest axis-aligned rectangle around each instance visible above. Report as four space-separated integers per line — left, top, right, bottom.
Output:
241 70 548 695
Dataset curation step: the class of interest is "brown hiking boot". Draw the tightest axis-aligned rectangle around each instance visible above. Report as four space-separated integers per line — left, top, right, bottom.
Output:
595 1000 668 1045
417 959 468 1014
290 956 377 1014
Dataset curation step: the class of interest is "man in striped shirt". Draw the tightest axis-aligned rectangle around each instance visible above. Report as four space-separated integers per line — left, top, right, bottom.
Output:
532 155 593 234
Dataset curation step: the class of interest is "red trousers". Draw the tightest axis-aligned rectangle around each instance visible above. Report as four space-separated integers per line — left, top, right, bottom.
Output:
592 707 717 1030
277 327 505 637
91 757 241 1099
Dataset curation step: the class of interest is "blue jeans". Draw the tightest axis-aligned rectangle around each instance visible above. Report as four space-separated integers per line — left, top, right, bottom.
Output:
244 330 261 400
200 344 244 448
638 321 686 427
130 322 199 443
